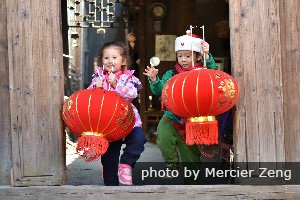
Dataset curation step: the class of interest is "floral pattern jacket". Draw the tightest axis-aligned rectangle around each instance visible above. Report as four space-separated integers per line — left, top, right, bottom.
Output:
88 67 142 127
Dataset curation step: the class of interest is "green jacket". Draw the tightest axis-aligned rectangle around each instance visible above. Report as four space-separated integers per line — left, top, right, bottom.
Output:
148 53 217 123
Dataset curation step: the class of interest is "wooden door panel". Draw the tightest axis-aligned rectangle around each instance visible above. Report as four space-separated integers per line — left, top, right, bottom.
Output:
0 0 11 186
6 0 66 186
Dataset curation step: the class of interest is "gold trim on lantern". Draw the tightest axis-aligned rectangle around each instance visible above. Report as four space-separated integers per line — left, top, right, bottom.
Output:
105 102 135 136
81 131 104 137
196 70 200 115
76 92 88 131
88 91 93 132
67 99 73 111
101 96 119 133
182 72 193 116
63 101 82 133
96 92 105 131
171 75 180 113
106 101 135 135
188 116 216 122
62 111 76 129
161 82 169 105
208 73 215 114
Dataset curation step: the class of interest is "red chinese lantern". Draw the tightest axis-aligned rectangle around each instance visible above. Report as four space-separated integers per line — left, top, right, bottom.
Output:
161 69 239 146
62 88 135 161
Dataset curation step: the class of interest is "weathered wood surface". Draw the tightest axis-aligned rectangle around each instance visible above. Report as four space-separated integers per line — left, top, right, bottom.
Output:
6 0 65 186
0 0 11 185
280 0 300 162
230 0 300 162
1 185 300 200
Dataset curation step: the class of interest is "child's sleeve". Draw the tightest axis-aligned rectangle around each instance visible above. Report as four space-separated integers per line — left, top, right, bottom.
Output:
148 70 173 96
114 76 142 102
87 67 102 89
203 52 217 70
87 76 97 89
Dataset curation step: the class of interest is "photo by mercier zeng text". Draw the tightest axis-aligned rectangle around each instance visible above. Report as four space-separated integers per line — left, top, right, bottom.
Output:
141 166 292 181
205 167 291 181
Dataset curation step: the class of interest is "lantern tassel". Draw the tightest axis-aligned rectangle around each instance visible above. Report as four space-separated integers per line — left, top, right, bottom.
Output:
76 135 109 162
185 118 218 145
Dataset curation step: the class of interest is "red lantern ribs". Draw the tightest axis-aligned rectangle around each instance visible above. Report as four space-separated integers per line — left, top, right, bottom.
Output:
161 68 239 146
62 88 135 162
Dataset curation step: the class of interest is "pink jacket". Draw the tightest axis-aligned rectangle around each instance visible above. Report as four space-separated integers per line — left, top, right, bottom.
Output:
88 67 142 127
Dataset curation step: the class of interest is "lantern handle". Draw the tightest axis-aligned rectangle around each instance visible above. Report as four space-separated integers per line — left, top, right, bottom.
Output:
190 25 206 67
189 25 195 68
200 25 206 67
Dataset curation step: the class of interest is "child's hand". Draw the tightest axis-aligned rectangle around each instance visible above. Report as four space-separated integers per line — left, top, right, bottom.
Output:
201 41 210 61
96 78 103 88
94 65 98 73
143 66 158 82
108 72 117 88
202 42 210 54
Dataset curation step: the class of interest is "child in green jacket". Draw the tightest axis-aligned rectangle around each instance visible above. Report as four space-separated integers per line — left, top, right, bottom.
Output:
143 31 217 169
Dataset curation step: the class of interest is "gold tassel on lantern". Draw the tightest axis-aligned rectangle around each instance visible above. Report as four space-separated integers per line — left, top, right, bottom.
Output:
185 116 218 145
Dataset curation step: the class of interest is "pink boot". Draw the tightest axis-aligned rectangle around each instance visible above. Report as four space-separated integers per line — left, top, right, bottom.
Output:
118 164 133 185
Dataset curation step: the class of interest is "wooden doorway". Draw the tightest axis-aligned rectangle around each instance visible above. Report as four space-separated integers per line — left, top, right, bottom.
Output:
1 0 300 186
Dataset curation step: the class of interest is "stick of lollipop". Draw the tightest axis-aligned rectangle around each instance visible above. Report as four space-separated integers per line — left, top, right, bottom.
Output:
108 60 115 91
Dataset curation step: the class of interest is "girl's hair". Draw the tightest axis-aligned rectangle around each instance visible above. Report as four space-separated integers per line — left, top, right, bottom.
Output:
97 41 131 70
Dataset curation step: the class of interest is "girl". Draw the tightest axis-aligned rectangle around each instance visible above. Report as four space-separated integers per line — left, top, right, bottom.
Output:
88 41 146 186
143 31 217 171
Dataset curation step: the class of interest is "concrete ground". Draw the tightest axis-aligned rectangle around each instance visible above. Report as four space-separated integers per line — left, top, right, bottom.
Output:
66 139 164 185
1 185 300 200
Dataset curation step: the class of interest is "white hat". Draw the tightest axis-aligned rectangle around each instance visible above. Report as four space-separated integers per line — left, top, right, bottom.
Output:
175 30 203 53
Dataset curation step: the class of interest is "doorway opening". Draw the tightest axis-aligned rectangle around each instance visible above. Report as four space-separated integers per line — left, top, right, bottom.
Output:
62 0 233 185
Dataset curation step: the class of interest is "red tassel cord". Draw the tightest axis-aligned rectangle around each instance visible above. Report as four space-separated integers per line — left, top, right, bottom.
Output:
76 135 109 162
185 121 218 145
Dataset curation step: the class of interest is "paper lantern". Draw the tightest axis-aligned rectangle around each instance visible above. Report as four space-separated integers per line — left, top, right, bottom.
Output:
161 68 239 145
62 88 135 161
